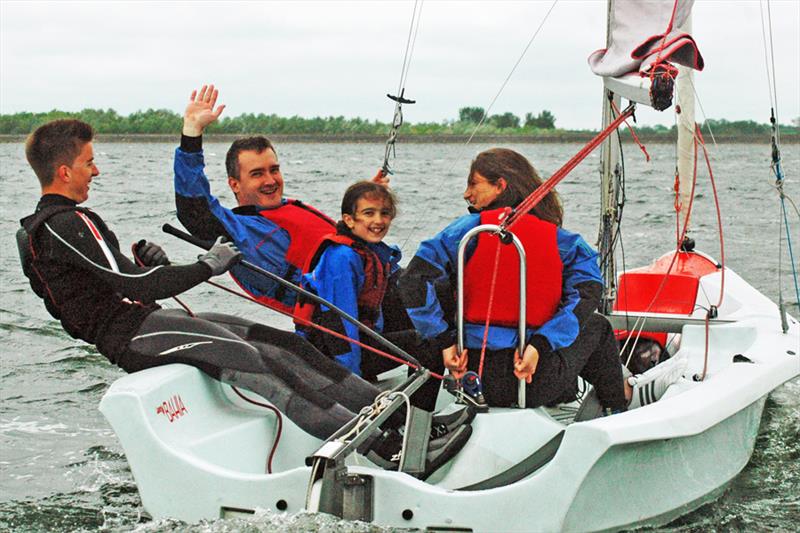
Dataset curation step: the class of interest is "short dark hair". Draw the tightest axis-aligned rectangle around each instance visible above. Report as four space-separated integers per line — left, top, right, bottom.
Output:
25 119 94 187
341 181 397 219
469 148 563 226
225 136 276 179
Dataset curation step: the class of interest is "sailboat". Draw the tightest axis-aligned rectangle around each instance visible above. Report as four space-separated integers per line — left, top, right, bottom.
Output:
99 1 799 530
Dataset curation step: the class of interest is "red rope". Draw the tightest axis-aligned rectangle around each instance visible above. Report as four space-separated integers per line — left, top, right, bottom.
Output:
673 171 681 244
647 0 680 79
502 105 636 232
611 99 650 162
696 124 725 309
231 386 283 474
477 240 504 378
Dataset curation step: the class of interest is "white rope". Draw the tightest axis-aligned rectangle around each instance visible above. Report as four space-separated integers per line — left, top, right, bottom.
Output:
759 1 776 112
685 77 717 149
765 0 781 145
396 1 423 96
462 0 559 148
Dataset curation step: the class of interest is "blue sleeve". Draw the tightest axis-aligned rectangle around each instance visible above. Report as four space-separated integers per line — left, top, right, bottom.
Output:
532 228 604 351
303 245 365 375
174 147 250 244
399 214 479 341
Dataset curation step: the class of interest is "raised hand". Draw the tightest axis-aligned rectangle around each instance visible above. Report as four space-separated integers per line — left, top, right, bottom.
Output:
183 84 226 137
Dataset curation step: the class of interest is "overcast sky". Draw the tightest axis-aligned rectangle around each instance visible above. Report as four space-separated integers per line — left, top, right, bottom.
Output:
1 0 798 129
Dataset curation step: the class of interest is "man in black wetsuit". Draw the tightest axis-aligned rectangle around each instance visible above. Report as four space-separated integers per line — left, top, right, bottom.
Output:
18 119 470 477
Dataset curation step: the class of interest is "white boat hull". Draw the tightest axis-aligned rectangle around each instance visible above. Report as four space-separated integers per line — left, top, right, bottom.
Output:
99 266 800 530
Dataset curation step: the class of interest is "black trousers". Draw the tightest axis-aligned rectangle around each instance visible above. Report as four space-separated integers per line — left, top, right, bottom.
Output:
466 313 626 411
115 309 402 440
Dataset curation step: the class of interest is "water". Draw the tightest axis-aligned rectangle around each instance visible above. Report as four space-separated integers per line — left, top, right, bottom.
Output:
1 141 798 532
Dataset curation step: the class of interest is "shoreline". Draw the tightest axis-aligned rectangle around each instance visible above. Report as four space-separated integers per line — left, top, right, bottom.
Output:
1 133 795 144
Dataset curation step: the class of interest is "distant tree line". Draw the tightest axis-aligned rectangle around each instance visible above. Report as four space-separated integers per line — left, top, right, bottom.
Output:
458 107 556 129
0 108 797 137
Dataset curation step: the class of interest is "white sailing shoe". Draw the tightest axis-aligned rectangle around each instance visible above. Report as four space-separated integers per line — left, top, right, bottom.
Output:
627 352 688 409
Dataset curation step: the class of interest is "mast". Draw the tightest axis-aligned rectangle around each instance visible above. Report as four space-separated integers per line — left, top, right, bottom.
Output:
598 0 622 314
675 15 695 240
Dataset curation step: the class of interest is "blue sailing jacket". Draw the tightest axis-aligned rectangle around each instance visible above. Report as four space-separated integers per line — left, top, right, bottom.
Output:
298 239 401 375
174 146 334 310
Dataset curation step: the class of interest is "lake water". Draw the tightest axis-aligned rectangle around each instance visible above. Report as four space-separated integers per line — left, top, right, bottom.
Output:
1 141 798 532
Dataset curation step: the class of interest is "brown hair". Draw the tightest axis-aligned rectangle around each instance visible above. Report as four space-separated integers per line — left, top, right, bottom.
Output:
25 119 94 187
341 181 397 219
469 147 563 226
225 136 276 179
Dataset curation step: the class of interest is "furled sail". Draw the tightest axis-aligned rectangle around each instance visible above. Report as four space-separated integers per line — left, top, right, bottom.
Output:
588 0 704 110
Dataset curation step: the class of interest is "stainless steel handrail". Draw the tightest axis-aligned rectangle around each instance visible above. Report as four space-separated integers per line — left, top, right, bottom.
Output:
457 224 527 408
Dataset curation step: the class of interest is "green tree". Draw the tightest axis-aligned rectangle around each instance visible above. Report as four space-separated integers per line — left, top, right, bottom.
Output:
524 110 556 129
458 107 485 123
490 112 520 129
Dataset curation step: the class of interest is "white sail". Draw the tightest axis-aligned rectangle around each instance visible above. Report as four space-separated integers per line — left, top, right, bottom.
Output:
589 0 704 109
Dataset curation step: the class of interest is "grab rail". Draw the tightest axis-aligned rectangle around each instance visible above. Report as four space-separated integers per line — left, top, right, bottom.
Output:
457 224 527 408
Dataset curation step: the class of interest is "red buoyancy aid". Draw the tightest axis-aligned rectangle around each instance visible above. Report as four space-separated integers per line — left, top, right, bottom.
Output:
295 233 389 330
462 208 563 328
258 199 336 268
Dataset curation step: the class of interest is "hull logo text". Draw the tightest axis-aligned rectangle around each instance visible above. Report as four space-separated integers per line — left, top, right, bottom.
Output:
156 394 188 423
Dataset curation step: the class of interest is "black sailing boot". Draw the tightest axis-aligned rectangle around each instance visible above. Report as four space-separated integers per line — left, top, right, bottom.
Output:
362 423 473 480
430 405 476 438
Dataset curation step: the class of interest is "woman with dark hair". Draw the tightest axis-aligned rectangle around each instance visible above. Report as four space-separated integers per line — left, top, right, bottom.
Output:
399 148 685 414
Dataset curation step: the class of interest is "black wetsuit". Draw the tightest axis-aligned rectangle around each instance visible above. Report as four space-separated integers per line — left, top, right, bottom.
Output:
19 194 396 440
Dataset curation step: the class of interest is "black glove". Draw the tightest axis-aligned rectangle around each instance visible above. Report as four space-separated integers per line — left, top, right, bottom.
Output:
198 237 242 276
133 240 170 266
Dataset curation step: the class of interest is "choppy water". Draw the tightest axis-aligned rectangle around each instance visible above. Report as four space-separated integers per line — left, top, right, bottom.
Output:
1 141 798 532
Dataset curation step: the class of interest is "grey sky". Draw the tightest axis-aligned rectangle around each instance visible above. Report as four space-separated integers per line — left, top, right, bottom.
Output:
1 0 797 129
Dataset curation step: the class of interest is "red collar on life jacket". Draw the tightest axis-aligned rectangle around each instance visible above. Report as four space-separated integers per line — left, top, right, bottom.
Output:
256 199 336 268
295 228 389 330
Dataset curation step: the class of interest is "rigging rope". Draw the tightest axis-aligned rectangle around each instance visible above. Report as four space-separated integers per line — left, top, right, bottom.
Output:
461 0 559 147
610 99 650 162
381 0 423 176
759 0 799 327
500 103 636 233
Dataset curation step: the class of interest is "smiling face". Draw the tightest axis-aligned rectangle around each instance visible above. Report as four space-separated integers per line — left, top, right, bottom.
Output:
343 195 394 244
62 141 99 204
227 148 284 208
463 171 505 210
